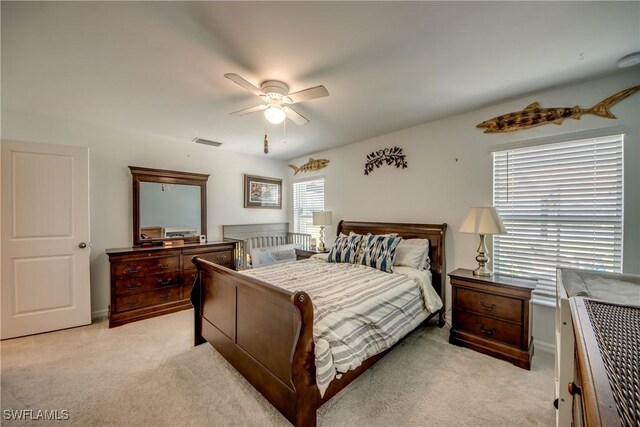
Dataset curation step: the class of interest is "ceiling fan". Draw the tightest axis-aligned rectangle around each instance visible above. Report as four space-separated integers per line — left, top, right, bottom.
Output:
224 73 329 126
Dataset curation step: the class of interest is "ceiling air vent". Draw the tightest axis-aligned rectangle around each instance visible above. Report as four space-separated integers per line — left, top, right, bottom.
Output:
193 137 222 147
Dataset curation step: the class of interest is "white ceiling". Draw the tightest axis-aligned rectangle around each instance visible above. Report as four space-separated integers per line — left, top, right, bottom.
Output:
2 2 639 159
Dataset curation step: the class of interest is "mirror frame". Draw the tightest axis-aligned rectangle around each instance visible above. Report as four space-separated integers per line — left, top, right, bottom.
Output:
129 166 209 247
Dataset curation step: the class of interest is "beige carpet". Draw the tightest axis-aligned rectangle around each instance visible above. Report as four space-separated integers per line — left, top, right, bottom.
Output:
1 310 555 426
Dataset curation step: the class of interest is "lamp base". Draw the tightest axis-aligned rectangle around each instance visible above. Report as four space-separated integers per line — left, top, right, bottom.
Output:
318 225 326 251
473 234 493 277
473 266 493 277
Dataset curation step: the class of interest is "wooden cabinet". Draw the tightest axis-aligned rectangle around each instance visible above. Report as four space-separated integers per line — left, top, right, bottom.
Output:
106 241 236 327
294 248 328 260
448 268 535 370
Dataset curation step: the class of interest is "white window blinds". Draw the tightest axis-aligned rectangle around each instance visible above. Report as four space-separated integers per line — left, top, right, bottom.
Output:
293 177 325 239
493 135 623 305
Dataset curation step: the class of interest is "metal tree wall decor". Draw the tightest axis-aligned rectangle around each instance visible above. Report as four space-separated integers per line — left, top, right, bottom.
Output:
364 147 407 175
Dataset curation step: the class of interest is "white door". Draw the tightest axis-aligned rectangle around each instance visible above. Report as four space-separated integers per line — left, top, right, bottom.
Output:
1 140 91 339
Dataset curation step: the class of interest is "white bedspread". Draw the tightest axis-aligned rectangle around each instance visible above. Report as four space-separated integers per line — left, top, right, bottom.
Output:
240 258 442 396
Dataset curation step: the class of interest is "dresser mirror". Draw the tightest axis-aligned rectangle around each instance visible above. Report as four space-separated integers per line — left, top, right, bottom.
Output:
130 166 209 247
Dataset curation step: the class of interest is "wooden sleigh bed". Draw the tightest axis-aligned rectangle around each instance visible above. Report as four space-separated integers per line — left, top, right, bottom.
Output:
190 221 447 426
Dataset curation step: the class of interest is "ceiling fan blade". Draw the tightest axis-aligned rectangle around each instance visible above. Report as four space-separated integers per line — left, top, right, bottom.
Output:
287 85 329 104
230 104 267 116
224 73 265 97
285 107 309 126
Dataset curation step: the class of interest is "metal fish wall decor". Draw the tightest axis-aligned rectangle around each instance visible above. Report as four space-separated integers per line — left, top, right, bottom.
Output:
288 158 330 175
476 85 640 133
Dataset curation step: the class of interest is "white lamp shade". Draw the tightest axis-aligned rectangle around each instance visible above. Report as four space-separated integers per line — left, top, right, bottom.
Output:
312 211 333 226
264 106 286 124
459 207 506 235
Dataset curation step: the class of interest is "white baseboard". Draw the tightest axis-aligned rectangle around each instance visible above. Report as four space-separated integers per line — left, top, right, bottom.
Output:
535 339 554 354
91 309 108 322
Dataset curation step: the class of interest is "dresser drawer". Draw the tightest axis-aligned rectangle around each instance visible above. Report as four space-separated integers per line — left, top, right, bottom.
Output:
454 310 523 348
115 287 182 312
115 272 180 296
183 269 198 284
182 283 194 300
455 287 523 323
185 250 233 269
114 256 180 278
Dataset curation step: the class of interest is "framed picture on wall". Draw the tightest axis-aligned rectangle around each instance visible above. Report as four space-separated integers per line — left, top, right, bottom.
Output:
243 174 282 209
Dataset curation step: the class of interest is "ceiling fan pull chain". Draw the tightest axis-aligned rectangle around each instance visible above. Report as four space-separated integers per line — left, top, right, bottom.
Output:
263 119 269 155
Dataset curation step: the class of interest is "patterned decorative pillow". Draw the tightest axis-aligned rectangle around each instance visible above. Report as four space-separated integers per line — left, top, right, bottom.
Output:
327 234 364 264
355 232 397 263
360 234 402 273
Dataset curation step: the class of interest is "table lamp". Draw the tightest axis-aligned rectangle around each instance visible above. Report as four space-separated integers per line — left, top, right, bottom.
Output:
459 207 506 277
312 211 332 251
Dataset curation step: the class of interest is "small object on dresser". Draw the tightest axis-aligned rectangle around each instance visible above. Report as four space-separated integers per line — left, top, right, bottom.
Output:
163 239 184 247
310 238 317 249
448 268 535 370
199 235 207 244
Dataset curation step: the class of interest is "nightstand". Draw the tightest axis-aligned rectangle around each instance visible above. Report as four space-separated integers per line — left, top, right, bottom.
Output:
448 268 536 370
295 247 328 260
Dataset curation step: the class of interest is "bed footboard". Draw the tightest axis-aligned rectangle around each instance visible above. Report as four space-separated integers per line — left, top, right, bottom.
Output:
191 257 317 426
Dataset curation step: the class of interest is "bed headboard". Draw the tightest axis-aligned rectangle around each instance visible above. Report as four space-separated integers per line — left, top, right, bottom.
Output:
336 220 448 301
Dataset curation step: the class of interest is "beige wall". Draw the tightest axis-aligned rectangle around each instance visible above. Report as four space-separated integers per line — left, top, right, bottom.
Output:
1 113 289 317
287 70 640 349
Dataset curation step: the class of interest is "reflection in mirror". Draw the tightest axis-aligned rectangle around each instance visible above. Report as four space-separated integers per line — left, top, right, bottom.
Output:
139 182 201 239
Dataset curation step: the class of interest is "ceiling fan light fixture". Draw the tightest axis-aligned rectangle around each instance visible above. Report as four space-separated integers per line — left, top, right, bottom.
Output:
617 51 640 68
264 105 286 124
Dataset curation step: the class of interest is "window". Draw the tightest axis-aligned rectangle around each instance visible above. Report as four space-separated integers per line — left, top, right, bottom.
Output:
293 177 325 239
493 135 623 305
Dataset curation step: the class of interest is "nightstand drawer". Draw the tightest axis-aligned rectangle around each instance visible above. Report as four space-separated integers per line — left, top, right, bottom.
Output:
455 287 522 323
455 311 523 347
295 248 329 260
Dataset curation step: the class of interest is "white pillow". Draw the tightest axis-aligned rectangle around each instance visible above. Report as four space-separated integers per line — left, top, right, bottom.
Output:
394 239 430 270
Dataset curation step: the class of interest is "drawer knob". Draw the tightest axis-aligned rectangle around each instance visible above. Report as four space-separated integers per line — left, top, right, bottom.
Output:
158 263 170 269
568 382 582 396
126 300 141 307
157 278 172 286
479 325 496 336
479 301 496 311
126 283 141 290
124 266 141 274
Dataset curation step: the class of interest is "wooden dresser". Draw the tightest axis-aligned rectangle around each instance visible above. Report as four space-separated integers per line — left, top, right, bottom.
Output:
106 241 236 328
449 268 536 369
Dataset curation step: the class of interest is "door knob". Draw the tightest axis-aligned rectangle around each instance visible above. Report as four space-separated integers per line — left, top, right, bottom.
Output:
78 242 87 249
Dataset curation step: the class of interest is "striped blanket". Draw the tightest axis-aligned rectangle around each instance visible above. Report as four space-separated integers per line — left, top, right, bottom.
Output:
241 259 441 396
